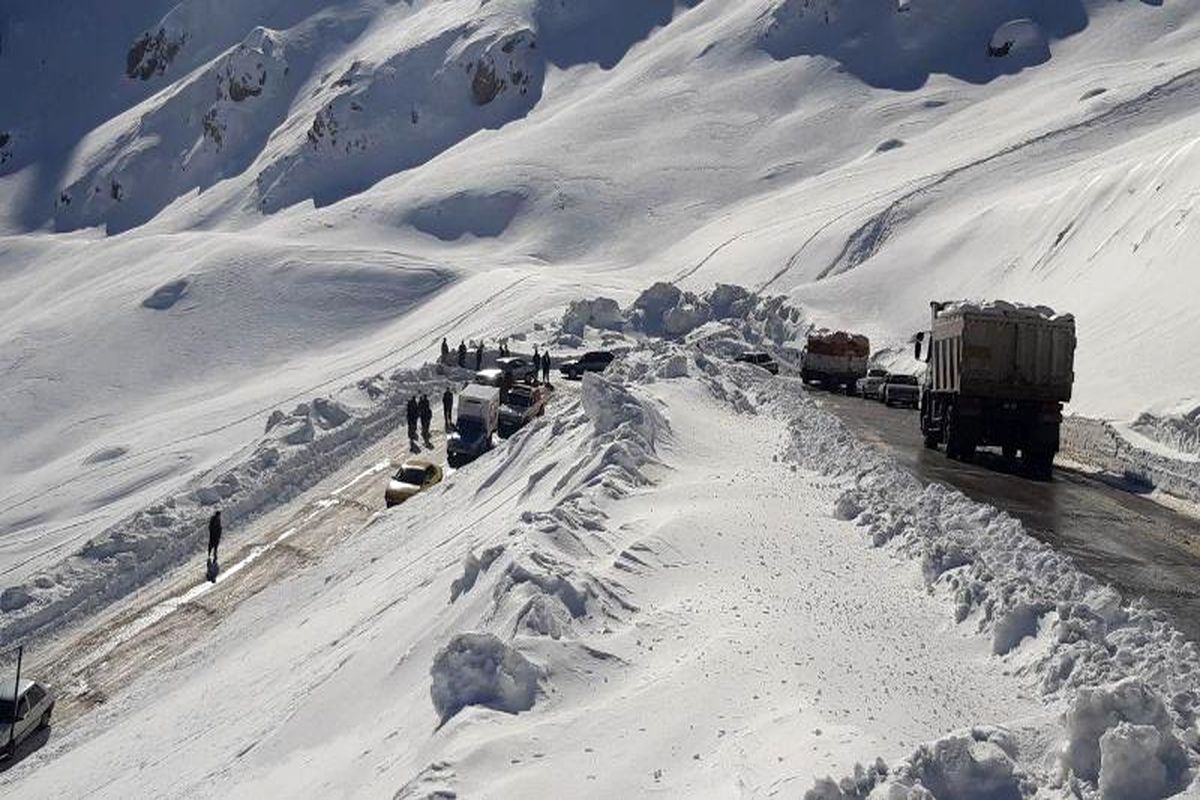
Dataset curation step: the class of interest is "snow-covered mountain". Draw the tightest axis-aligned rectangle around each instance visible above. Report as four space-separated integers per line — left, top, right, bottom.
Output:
5 0 1200 650
5 3 1200 794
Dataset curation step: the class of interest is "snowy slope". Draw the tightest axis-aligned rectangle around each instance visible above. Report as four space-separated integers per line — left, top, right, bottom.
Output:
3 338 1197 798
5 0 1200 775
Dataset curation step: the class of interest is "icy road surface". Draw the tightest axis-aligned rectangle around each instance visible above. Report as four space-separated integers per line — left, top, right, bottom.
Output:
814 388 1200 643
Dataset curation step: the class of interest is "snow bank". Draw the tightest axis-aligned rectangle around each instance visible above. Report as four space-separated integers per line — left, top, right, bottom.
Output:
432 365 666 722
559 282 805 344
1061 416 1200 504
429 632 542 723
0 363 468 646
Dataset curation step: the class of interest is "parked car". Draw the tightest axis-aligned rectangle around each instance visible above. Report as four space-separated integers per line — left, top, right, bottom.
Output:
882 373 920 408
1 679 54 758
559 350 615 380
735 351 779 375
856 368 888 400
495 356 538 383
384 459 443 507
474 368 505 388
499 384 547 437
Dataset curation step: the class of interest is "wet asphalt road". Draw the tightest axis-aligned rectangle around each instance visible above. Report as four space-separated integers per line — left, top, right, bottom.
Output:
814 390 1200 643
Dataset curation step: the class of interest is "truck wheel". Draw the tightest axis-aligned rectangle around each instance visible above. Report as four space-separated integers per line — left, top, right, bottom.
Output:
1024 450 1054 480
923 433 939 450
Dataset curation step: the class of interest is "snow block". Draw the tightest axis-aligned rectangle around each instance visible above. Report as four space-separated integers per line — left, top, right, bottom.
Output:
1060 676 1188 793
429 632 541 723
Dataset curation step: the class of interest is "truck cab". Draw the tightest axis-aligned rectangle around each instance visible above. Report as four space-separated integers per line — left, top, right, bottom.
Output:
446 384 500 468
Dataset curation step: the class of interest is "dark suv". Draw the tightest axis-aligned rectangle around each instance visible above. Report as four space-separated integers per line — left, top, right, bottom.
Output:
735 351 779 375
559 350 615 379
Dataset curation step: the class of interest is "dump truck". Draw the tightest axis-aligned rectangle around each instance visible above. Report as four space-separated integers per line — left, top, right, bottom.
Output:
446 384 500 468
800 330 870 391
915 300 1076 478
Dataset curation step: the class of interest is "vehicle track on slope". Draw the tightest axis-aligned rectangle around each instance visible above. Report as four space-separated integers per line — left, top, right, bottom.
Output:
762 63 1200 290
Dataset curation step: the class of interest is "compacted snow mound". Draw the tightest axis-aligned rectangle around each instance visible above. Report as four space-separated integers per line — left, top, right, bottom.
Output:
429 632 542 723
1060 676 1191 797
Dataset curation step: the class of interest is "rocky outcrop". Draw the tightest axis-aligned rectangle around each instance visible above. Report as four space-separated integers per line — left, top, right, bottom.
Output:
126 28 187 80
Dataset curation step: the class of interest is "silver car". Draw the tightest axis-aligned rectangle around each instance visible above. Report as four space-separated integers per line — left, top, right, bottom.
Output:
856 368 888 400
1 679 55 757
882 374 920 408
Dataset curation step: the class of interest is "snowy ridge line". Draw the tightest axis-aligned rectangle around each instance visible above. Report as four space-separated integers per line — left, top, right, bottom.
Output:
429 367 668 726
1062 416 1200 505
0 363 468 648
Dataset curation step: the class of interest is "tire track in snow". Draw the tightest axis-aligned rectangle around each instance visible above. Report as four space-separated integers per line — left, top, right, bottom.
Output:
759 63 1200 291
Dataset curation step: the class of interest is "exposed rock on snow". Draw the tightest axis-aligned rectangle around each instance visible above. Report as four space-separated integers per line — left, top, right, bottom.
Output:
126 28 187 80
429 632 542 723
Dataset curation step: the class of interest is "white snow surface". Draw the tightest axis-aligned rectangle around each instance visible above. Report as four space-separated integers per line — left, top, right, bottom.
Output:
4 0 1200 792
3 334 1198 798
6 0 1200 608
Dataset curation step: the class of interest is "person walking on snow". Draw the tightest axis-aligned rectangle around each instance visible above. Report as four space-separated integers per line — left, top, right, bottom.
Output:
457 340 467 368
208 510 222 564
418 394 432 443
441 337 450 365
406 396 418 442
442 387 454 429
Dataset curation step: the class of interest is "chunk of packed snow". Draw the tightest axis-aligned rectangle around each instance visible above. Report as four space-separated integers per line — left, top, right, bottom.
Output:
429 632 542 723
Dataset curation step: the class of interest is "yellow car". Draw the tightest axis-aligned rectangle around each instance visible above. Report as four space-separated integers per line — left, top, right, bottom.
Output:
385 459 443 507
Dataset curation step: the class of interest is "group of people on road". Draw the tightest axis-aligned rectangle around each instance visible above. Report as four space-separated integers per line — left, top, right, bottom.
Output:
405 387 459 445
440 337 550 378
407 393 434 444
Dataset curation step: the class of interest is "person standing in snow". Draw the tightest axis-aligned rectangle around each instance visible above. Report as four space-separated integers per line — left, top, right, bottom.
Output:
457 341 467 368
440 337 450 365
442 387 454 430
418 394 432 443
406 396 418 442
475 340 484 371
542 350 551 384
207 510 222 564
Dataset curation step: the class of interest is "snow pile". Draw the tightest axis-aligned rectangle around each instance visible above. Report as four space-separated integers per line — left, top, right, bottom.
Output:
1060 677 1191 799
560 297 624 337
1130 408 1200 458
1061 416 1200 504
429 632 542 723
560 282 806 344
0 363 462 646
435 366 665 720
805 726 1031 800
939 299 1074 323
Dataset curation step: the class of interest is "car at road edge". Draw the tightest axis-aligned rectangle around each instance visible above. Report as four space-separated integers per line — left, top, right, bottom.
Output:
1 679 55 758
384 460 443 507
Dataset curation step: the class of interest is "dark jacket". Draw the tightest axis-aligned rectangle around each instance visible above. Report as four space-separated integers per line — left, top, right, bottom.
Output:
208 512 222 547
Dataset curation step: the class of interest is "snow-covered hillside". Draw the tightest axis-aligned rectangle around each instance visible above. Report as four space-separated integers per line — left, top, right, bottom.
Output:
4 1 1200 792
4 333 1198 798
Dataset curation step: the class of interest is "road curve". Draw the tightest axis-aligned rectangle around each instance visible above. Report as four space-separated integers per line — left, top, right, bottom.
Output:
814 390 1200 643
